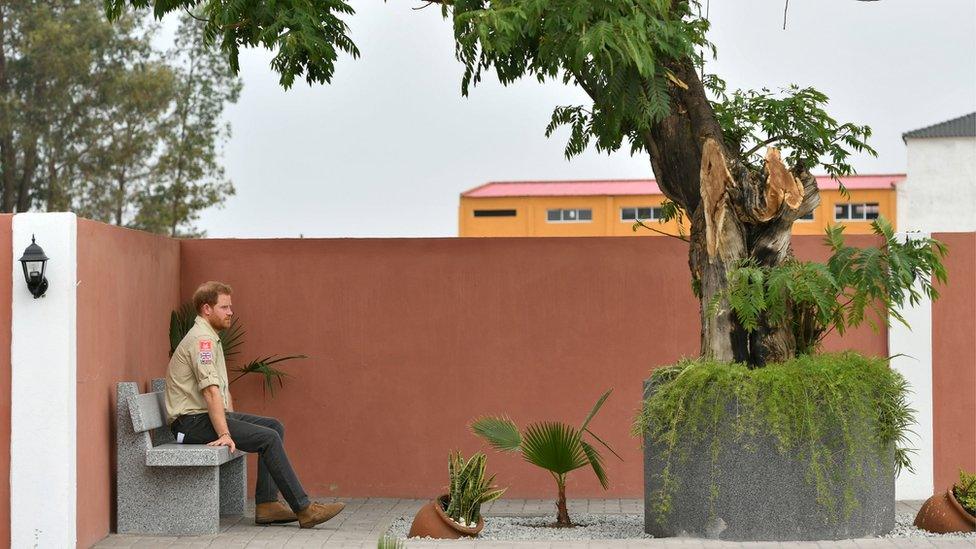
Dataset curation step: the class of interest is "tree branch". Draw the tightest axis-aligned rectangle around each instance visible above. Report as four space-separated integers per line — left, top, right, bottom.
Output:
741 134 789 159
632 219 689 242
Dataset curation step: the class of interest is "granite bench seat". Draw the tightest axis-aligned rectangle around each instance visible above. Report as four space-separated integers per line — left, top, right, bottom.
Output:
146 443 242 467
116 379 247 536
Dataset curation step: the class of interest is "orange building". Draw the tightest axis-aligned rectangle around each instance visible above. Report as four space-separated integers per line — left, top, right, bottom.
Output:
458 175 900 237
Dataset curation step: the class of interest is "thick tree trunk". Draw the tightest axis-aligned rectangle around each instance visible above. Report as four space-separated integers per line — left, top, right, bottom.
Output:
642 61 820 367
16 139 37 212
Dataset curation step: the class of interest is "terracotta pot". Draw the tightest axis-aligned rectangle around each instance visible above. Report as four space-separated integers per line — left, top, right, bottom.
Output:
914 488 976 534
407 495 484 539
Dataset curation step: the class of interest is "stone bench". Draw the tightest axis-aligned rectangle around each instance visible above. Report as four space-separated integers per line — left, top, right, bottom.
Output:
116 379 246 535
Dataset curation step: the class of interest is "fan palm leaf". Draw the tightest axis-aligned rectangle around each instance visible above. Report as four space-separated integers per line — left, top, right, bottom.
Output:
581 440 609 489
218 317 246 361
230 354 307 398
580 388 613 432
169 302 197 356
520 422 588 475
471 416 521 451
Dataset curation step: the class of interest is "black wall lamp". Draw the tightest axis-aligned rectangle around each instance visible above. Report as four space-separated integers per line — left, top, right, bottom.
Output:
18 235 49 299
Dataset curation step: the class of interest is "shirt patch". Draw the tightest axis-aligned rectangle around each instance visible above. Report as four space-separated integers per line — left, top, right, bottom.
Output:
199 351 213 364
199 340 213 352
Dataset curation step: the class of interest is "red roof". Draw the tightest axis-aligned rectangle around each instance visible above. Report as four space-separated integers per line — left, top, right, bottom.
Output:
462 174 904 198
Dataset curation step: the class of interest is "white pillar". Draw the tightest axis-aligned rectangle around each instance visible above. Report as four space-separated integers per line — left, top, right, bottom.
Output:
889 231 934 500
10 213 77 548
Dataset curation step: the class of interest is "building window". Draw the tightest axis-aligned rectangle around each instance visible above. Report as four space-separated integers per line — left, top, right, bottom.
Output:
473 209 517 217
546 208 592 223
621 207 664 221
798 211 814 221
834 203 879 221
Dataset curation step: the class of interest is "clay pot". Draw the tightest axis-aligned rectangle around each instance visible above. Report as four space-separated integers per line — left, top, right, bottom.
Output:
914 488 976 534
407 495 484 539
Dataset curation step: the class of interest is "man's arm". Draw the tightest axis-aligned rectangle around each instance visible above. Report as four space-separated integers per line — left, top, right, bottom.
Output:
202 385 236 453
227 390 234 412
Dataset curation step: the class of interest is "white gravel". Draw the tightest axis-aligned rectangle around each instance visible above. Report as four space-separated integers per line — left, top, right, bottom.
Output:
387 513 651 541
386 512 976 542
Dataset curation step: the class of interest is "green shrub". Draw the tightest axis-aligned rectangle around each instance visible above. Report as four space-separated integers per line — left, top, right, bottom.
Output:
443 451 505 527
955 470 976 517
633 352 914 523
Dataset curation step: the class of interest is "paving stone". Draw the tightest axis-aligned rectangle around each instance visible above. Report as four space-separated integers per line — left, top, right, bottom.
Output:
94 499 970 548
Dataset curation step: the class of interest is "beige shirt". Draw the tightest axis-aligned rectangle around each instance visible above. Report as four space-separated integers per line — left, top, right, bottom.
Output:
165 316 229 425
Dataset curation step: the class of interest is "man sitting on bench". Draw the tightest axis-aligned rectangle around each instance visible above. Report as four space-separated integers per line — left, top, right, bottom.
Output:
166 280 344 528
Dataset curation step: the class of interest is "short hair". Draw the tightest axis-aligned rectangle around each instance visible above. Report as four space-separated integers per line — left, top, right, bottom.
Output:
193 281 233 313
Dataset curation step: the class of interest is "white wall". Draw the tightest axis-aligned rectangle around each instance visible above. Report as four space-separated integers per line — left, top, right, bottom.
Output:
10 213 77 548
889 232 935 501
899 137 976 232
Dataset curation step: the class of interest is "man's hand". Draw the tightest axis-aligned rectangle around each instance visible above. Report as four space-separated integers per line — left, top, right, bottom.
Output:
208 433 236 453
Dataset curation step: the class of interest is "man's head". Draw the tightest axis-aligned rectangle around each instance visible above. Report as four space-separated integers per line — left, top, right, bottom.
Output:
193 281 234 331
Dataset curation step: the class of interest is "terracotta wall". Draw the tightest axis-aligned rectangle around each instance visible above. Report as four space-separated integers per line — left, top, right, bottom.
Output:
931 232 976 492
0 215 12 549
179 235 886 499
75 220 180 548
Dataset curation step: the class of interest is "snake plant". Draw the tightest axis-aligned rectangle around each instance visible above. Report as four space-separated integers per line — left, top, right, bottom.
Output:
443 451 506 526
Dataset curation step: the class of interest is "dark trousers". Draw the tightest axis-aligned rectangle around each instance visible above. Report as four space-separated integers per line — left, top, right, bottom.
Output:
171 411 310 512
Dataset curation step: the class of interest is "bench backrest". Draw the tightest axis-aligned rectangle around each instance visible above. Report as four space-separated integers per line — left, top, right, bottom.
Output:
128 391 166 433
117 380 176 449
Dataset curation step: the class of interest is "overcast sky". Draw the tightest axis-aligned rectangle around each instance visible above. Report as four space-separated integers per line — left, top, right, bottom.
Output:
174 0 976 238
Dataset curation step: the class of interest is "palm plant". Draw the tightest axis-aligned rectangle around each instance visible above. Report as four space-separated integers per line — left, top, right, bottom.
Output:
168 302 303 398
443 451 506 527
471 389 621 527
229 355 307 398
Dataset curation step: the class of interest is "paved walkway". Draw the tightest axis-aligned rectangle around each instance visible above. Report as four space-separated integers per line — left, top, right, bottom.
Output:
94 499 972 548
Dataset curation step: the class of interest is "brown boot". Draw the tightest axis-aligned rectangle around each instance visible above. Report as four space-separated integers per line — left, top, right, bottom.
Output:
255 501 298 524
296 501 346 528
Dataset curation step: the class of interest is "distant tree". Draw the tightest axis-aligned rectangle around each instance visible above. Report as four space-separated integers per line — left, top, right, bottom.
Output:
0 2 239 237
131 14 241 237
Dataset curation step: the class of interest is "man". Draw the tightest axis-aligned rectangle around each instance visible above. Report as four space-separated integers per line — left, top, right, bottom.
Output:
166 281 344 528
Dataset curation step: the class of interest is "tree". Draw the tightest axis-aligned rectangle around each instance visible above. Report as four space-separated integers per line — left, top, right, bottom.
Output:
106 1 941 366
0 2 239 237
130 14 241 237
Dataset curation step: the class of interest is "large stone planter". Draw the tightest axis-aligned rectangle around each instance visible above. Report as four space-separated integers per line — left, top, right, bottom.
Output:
642 379 895 541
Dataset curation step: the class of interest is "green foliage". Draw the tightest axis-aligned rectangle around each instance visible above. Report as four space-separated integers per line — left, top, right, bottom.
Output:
955 470 976 517
707 80 877 181
471 389 621 524
0 3 238 235
444 451 506 526
376 535 404 549
632 352 916 523
169 302 197 356
105 0 360 89
229 354 307 399
712 218 947 355
169 302 304 398
449 0 710 159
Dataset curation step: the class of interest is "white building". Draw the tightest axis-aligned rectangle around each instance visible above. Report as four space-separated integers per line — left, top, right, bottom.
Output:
898 112 976 233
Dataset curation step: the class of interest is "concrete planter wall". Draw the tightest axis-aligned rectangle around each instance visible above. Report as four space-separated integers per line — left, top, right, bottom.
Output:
642 379 896 541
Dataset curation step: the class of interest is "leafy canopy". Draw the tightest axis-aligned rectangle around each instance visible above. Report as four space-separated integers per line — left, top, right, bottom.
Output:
707 79 877 181
711 218 948 355
449 0 708 158
105 0 360 88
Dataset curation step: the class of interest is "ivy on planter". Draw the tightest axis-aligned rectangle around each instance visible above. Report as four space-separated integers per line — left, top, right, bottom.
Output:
633 352 914 524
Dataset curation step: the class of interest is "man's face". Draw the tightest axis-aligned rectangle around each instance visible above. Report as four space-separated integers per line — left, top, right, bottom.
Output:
203 294 234 331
